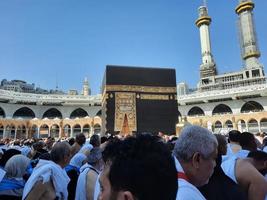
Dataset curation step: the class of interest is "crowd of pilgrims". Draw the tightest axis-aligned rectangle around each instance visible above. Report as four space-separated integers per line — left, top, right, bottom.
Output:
0 126 266 200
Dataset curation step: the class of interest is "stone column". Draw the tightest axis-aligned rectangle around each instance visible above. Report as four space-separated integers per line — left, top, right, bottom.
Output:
59 127 62 138
245 122 249 132
14 128 17 139
26 128 29 139
3 127 6 138
37 126 40 138
71 127 74 138
48 127 51 137
90 126 94 137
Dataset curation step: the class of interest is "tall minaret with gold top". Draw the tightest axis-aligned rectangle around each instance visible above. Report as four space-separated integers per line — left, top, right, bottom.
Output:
195 1 217 79
236 0 263 70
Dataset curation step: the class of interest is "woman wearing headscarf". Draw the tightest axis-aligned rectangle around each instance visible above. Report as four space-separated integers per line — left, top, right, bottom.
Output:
0 154 30 200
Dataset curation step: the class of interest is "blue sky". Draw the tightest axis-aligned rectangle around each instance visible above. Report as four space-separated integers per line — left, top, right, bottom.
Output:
0 0 266 95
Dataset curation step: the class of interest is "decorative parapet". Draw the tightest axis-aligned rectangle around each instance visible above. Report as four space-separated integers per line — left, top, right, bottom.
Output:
178 83 267 103
0 89 102 105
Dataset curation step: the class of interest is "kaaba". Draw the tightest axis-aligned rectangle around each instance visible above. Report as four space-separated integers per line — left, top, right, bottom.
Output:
102 65 178 135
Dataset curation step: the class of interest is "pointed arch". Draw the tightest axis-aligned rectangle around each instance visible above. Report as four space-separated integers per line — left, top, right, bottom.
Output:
260 118 267 132
17 125 26 139
40 124 49 138
83 124 90 135
241 101 264 113
225 120 233 129
70 108 88 119
6 124 16 139
237 119 246 132
30 125 38 138
13 107 35 119
50 124 60 138
188 107 204 116
42 108 62 119
93 123 101 134
73 124 81 137
214 121 222 133
247 119 259 133
212 104 232 115
63 124 71 138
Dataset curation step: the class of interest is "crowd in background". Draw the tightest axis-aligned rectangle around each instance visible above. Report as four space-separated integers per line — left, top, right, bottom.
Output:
0 127 265 200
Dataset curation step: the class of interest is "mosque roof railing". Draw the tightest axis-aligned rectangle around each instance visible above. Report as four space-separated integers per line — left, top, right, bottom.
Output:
178 83 267 104
0 89 102 104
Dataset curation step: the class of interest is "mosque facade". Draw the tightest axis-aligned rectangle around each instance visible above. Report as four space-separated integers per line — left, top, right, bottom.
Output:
177 0 267 134
0 79 102 139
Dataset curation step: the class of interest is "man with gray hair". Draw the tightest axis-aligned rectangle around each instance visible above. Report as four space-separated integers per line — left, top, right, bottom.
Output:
173 125 218 200
23 142 71 200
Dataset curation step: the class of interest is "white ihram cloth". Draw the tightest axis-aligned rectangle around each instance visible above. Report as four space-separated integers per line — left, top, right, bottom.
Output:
76 163 99 200
22 160 70 200
221 157 238 183
94 174 100 200
0 167 6 182
234 149 250 159
174 157 206 200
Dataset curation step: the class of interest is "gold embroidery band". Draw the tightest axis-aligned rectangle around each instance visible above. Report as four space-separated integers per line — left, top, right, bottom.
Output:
104 85 177 94
140 94 170 100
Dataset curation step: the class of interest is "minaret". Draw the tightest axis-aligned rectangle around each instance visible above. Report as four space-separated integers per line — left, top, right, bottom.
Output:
236 0 263 70
82 77 91 96
195 2 217 79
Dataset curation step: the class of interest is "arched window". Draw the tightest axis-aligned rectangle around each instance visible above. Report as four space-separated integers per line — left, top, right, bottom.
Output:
13 107 35 119
51 124 60 138
225 120 233 129
93 124 101 134
241 101 264 113
17 125 26 139
0 107 5 118
188 107 204 116
214 121 222 133
73 124 81 137
212 104 232 115
260 118 267 133
70 108 88 119
40 124 49 138
43 108 62 119
63 124 71 138
237 120 246 132
30 125 38 138
83 124 90 136
6 125 16 139
248 119 259 133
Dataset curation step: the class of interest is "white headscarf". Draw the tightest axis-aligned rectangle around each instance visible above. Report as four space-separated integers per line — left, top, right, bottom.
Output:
70 153 87 168
4 154 30 178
